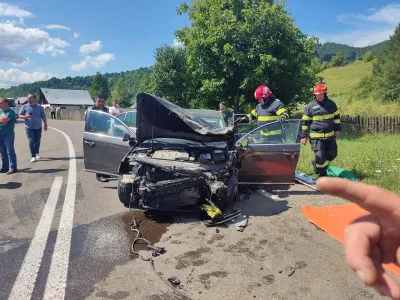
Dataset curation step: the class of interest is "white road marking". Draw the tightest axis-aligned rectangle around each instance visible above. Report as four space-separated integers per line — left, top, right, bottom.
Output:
43 126 77 300
8 177 63 300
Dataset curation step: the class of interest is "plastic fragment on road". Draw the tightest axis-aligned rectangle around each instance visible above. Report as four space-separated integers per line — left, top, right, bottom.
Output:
326 166 358 181
301 203 400 277
202 200 222 219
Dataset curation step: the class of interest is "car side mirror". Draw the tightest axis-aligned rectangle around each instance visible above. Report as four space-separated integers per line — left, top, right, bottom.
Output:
122 132 131 142
240 138 248 148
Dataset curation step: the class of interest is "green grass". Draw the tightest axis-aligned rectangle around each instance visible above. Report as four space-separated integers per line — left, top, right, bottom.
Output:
297 134 400 194
320 60 373 103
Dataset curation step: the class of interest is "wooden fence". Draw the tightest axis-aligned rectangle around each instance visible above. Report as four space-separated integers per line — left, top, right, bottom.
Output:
341 115 400 134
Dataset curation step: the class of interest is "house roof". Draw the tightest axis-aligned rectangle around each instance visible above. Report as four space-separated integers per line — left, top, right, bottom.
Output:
40 88 94 105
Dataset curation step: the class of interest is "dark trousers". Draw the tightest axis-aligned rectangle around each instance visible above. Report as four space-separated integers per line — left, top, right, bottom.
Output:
310 138 338 176
51 112 56 119
25 128 42 157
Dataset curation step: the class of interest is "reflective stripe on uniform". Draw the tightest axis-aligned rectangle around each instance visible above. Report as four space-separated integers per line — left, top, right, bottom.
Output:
302 125 309 131
260 129 282 136
309 131 335 138
251 109 258 117
316 160 330 168
334 119 340 124
258 115 279 122
302 115 311 121
312 113 335 120
333 110 340 116
276 108 287 116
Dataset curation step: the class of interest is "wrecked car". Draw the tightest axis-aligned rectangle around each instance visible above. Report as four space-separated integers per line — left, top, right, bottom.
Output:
83 93 302 217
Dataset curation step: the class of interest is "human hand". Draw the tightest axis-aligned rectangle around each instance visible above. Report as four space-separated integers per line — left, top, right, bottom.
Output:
335 131 340 139
301 138 307 145
316 177 400 299
25 113 32 119
44 125 48 131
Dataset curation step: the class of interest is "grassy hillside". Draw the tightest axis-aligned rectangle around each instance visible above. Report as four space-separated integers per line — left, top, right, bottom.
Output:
320 60 373 102
292 60 400 117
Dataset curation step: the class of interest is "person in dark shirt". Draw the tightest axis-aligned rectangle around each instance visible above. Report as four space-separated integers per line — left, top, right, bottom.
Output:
300 83 341 176
219 102 233 126
85 95 111 182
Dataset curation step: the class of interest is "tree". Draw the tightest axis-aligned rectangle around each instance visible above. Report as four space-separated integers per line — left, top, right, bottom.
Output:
111 78 130 107
89 72 110 100
373 24 400 100
152 45 193 107
363 51 375 62
329 52 346 67
175 0 319 112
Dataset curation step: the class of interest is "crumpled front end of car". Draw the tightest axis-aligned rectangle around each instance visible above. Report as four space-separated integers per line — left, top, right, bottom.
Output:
119 146 243 214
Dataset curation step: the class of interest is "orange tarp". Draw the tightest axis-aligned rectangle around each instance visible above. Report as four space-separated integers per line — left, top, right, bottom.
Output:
302 203 400 277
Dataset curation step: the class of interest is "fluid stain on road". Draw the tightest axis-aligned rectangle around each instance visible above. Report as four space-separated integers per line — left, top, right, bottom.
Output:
122 210 172 254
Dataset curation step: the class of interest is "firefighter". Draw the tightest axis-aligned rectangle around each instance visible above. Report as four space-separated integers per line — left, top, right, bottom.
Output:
236 85 289 142
301 83 341 177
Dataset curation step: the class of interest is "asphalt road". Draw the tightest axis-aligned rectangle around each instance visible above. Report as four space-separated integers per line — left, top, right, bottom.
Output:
0 120 395 300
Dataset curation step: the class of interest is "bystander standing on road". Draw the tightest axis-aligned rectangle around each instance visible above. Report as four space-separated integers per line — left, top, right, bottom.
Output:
109 99 122 116
50 105 56 119
85 95 111 182
0 97 17 174
219 102 233 126
56 105 61 120
19 94 48 163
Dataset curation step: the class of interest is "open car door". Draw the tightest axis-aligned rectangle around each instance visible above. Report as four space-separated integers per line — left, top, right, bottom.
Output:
83 110 135 176
236 119 302 185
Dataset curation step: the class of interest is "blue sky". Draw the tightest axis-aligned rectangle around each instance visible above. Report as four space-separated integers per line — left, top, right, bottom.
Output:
0 0 399 88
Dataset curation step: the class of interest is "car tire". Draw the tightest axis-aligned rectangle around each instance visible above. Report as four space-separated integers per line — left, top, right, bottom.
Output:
118 176 132 207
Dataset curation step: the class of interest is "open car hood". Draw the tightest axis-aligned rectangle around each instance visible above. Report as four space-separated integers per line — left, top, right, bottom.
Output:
136 93 233 144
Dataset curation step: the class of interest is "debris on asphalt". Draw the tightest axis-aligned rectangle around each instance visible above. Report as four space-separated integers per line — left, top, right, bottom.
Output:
228 213 248 232
198 231 206 236
168 277 181 285
216 229 220 233
285 266 295 277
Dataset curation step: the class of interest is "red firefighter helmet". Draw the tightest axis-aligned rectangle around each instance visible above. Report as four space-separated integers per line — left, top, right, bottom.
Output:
254 85 272 100
313 83 327 95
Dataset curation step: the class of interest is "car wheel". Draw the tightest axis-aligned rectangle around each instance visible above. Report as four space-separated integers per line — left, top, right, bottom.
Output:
118 176 132 207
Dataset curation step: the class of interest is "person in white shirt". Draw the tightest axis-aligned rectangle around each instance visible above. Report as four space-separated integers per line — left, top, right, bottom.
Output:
109 99 122 116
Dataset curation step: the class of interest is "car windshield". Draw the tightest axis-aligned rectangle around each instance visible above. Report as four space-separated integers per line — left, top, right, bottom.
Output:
118 111 137 128
188 111 226 129
7 99 16 107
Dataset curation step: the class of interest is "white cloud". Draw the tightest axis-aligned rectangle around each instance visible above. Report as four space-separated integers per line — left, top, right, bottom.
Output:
0 22 69 64
71 53 115 71
0 68 54 88
73 32 79 39
172 38 183 48
319 4 400 47
45 24 71 31
79 40 101 54
319 28 395 47
10 57 30 67
0 2 33 25
0 2 33 18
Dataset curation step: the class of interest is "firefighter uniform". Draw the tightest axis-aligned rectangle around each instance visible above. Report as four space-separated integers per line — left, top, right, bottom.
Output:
301 96 341 176
245 98 288 140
